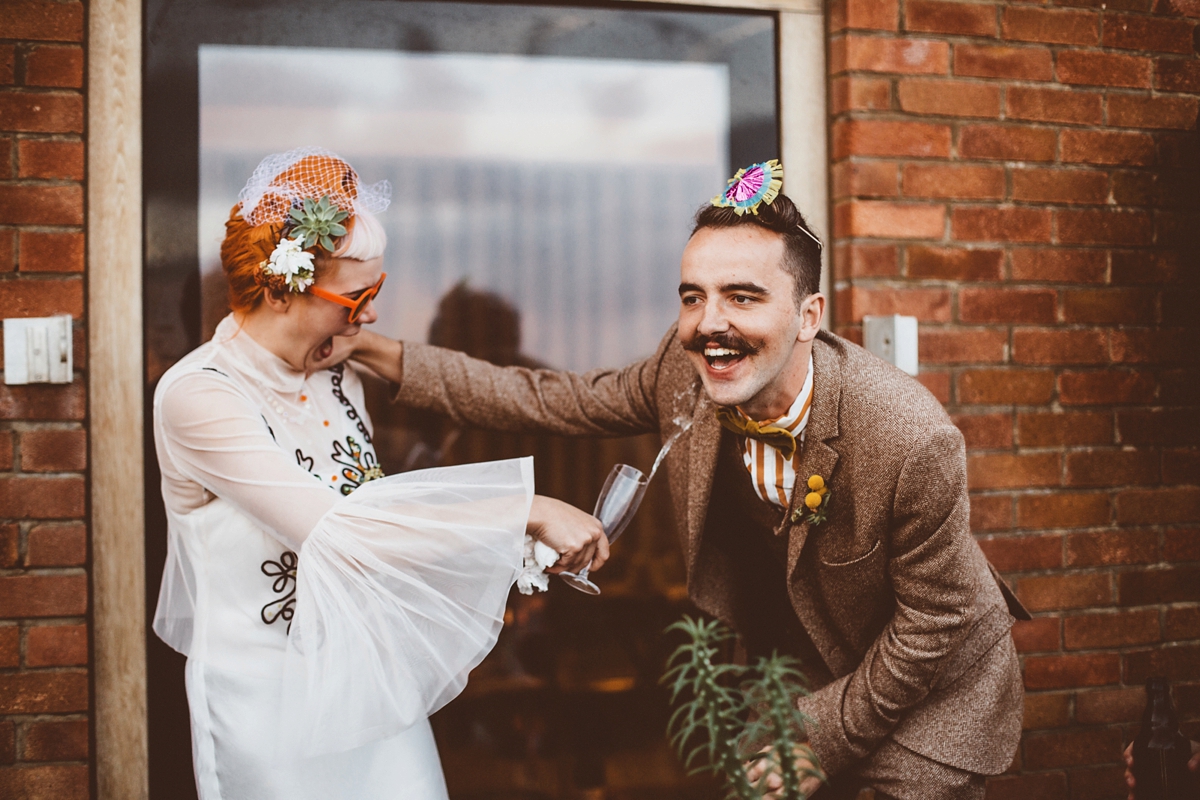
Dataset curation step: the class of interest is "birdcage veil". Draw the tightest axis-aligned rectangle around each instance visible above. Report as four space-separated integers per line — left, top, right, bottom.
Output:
237 146 392 228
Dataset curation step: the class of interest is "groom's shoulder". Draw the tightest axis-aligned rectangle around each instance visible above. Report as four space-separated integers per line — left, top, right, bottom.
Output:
815 330 953 435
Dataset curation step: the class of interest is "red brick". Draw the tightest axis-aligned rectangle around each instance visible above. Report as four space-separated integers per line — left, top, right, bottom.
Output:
902 164 1004 200
915 370 951 403
1059 370 1157 406
835 201 946 239
22 719 88 761
1012 617 1062 656
0 277 82 319
1125 643 1200 684
1018 572 1111 612
921 328 1007 364
1019 412 1113 452
1056 209 1153 246
1163 528 1199 562
838 243 898 277
1062 288 1157 325
830 76 891 114
833 119 952 159
25 523 86 567
0 46 13 85
0 765 88 800
832 35 950 75
1163 448 1200 484
839 285 952 322
1057 51 1152 88
969 452 1060 490
1157 0 1200 19
0 574 86 617
0 626 16 668
1159 367 1198 406
970 493 1013 531
0 228 13 272
1024 653 1120 689
0 92 83 133
1165 606 1200 640
1011 249 1107 284
16 138 83 180
1155 57 1200 92
1012 168 1108 205
959 123 1057 162
19 429 85 472
1103 13 1196 53
1117 486 1200 525
1018 493 1110 529
1108 94 1199 131
906 0 997 37
1065 608 1159 650
24 45 83 88
1119 565 1200 605
0 524 15 570
1012 329 1107 366
25 623 86 666
953 207 1052 243
0 184 82 226
1067 529 1157 567
958 369 1056 405
1023 691 1071 728
833 160 898 199
984 773 1068 800
978 533 1062 571
1068 765 1129 798
1062 129 1155 167
954 43 1053 80
0 670 88 713
1005 86 1103 125
1023 727 1123 769
830 0 899 31
0 431 11 469
19 231 84 273
952 412 1012 449
1076 687 1145 725
1117 409 1197 446
896 78 1001 118
1002 7 1100 45
0 382 85 420
0 475 84 518
0 2 84 42
1111 250 1180 285
1066 450 1159 487
959 287 1057 323
908 245 1003 279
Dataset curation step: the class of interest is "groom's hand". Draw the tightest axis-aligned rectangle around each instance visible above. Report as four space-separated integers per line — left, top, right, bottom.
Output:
1124 739 1200 800
745 744 823 799
527 496 609 574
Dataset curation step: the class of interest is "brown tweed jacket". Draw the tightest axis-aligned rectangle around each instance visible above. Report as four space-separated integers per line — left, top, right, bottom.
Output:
396 328 1025 777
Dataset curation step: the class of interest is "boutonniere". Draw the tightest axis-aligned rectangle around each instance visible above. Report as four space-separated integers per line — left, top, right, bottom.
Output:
791 474 830 526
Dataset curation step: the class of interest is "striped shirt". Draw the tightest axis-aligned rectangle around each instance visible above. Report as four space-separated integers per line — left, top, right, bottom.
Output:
735 356 815 507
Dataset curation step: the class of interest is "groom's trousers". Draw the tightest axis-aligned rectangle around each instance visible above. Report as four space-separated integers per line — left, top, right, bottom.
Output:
819 739 987 800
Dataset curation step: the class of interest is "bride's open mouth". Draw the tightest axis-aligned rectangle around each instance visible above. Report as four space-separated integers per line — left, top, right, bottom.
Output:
704 346 746 371
316 337 334 361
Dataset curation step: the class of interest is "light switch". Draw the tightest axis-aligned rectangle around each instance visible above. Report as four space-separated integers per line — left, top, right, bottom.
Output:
863 314 919 376
4 315 73 385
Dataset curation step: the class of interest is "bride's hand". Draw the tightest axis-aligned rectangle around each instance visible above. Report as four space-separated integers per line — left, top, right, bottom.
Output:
527 496 609 574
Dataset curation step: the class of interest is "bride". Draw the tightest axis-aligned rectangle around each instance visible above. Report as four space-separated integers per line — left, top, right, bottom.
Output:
152 147 607 799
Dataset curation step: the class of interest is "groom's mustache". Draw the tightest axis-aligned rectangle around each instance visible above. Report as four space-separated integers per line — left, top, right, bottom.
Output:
681 330 762 356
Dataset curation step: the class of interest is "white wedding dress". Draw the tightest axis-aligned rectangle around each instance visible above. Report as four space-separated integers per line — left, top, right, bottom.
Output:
153 315 536 799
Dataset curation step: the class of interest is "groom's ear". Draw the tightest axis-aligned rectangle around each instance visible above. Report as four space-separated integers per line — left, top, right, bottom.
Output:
797 293 825 343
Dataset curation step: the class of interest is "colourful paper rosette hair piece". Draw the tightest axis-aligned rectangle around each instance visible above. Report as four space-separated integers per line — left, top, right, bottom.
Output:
712 159 784 216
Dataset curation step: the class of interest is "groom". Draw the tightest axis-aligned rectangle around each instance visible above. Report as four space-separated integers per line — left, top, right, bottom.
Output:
351 165 1026 798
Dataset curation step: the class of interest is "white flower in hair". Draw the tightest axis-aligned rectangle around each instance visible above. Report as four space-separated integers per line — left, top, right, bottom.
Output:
263 235 316 292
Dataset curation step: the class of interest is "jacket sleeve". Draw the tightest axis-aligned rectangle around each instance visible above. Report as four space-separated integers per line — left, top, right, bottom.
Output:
795 424 983 776
392 327 679 437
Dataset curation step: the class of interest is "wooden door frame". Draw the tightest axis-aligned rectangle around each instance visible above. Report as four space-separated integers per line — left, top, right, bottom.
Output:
86 0 826 796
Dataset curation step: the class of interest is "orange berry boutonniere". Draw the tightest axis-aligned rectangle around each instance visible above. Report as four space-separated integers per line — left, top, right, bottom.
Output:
792 474 830 526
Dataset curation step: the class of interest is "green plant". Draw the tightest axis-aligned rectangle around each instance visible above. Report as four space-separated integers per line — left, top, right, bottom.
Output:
662 616 823 800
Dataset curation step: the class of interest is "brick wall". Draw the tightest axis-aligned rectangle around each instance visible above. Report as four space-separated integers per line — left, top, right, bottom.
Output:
829 0 1199 796
0 2 90 799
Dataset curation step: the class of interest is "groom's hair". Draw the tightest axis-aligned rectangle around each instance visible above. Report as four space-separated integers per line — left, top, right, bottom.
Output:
691 193 822 309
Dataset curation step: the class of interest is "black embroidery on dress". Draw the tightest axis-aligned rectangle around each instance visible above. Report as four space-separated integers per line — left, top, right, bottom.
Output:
261 550 298 630
331 436 384 495
328 363 372 444
262 416 276 443
295 448 321 480
201 367 229 377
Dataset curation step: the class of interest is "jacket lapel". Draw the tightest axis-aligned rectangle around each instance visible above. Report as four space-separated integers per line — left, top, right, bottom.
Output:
684 392 722 575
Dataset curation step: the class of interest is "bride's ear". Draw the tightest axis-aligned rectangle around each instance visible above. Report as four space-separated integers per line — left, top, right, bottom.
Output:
261 287 294 314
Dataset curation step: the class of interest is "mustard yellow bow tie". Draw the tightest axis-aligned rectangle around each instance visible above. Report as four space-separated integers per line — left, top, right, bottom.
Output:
715 406 797 459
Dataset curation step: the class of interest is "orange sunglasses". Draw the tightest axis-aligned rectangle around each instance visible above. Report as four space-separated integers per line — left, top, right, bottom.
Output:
308 273 387 323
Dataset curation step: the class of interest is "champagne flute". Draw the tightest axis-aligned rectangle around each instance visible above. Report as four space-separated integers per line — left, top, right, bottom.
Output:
559 464 649 595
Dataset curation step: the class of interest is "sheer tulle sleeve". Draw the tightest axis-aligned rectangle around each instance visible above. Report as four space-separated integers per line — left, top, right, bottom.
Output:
155 369 338 548
279 457 534 759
